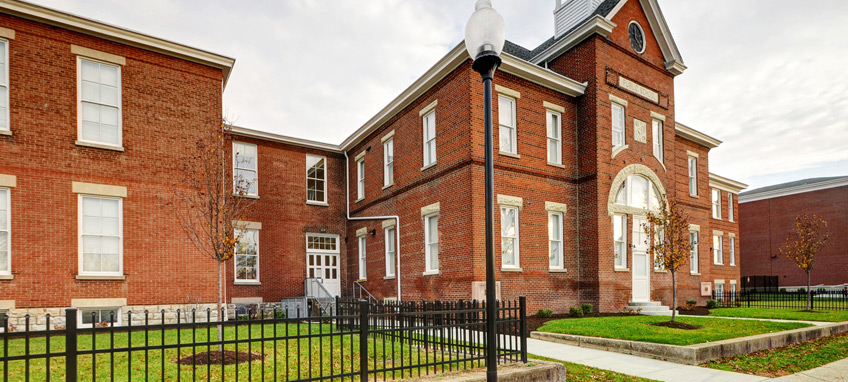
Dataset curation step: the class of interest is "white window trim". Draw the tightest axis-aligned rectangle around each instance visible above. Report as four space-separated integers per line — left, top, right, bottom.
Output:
233 141 258 197
713 234 724 265
422 110 437 168
688 156 698 197
234 228 260 284
729 236 736 266
383 138 394 188
548 211 564 270
500 206 520 269
614 214 627 269
546 110 562 165
0 188 9 275
78 307 121 328
498 95 518 155
306 154 327 204
728 193 735 222
424 213 439 273
356 159 365 201
76 56 123 149
689 231 699 274
611 102 625 149
385 227 395 278
358 236 367 280
712 189 722 219
652 118 663 163
0 39 9 134
77 195 123 277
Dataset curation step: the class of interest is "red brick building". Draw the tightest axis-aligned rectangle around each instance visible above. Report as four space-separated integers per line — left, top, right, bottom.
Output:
1 0 748 328
739 177 848 288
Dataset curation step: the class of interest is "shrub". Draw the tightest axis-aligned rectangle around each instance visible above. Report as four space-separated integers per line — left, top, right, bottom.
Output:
237 314 250 321
685 300 697 310
779 288 787 293
274 310 286 319
798 288 806 294
580 303 593 315
569 306 584 318
536 309 553 318
706 299 719 309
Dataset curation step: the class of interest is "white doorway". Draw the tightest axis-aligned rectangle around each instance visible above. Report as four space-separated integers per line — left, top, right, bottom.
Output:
631 216 650 302
306 234 341 297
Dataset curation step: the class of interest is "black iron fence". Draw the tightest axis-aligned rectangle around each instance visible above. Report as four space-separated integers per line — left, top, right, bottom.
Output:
0 297 526 381
712 288 848 310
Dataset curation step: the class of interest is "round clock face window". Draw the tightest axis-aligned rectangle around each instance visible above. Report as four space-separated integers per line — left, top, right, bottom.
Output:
628 22 645 53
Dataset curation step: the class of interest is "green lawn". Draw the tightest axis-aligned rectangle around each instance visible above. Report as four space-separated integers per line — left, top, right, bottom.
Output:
709 308 848 322
705 331 848 377
537 316 810 346
530 355 658 382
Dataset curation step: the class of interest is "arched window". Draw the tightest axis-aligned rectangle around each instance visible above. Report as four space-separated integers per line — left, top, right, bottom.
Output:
614 175 662 210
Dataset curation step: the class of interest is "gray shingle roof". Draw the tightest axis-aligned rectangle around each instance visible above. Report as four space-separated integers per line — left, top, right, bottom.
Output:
740 176 848 197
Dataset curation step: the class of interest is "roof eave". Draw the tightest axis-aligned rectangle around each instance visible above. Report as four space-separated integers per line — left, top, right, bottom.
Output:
675 122 721 149
530 15 616 65
709 173 748 194
739 177 848 203
231 126 342 153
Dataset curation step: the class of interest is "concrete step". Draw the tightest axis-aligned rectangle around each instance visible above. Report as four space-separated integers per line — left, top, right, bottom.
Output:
626 301 661 307
624 301 673 316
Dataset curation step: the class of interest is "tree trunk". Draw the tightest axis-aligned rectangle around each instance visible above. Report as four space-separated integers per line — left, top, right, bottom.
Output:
217 261 224 351
671 271 677 323
807 271 812 311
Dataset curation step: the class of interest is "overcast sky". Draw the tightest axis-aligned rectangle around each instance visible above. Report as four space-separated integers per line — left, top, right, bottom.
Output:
30 0 848 190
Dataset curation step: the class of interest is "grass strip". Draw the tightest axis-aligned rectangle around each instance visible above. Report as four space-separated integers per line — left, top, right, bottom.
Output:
709 308 848 322
704 331 848 377
529 355 658 382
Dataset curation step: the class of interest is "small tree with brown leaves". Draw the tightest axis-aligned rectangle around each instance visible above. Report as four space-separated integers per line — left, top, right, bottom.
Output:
781 214 829 311
643 197 691 322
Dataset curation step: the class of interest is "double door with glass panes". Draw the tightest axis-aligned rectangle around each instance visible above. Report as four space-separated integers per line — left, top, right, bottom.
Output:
306 234 340 297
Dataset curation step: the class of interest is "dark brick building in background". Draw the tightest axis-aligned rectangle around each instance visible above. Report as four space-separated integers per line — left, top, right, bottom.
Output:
739 177 848 288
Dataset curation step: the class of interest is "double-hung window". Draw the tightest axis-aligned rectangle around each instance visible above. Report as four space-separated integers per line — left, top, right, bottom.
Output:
234 228 259 283
688 157 697 196
306 154 326 204
498 96 517 154
715 282 725 301
0 39 8 133
356 159 365 200
611 103 625 149
358 236 366 280
712 189 721 219
548 212 563 269
422 111 436 167
614 214 627 268
79 58 121 147
728 193 734 222
0 188 9 275
689 231 699 274
385 227 395 277
79 196 122 276
547 110 562 164
383 139 394 187
713 234 723 265
233 142 258 196
652 119 663 162
729 236 736 266
424 214 439 272
500 207 519 268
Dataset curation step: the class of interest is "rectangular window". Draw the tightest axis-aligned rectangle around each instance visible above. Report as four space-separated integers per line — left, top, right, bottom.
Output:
498 96 517 154
729 236 736 266
547 111 562 164
79 196 122 275
501 206 519 268
689 231 699 274
548 212 563 269
728 193 734 222
0 188 8 275
234 228 259 282
422 111 436 167
356 159 365 200
78 57 121 147
715 282 725 301
611 103 625 148
688 157 697 196
385 227 395 277
233 142 258 196
614 214 627 268
383 139 394 187
652 119 663 162
0 40 8 132
306 154 326 203
80 308 120 327
713 235 723 265
712 189 721 219
0 310 7 332
424 214 439 272
358 236 366 280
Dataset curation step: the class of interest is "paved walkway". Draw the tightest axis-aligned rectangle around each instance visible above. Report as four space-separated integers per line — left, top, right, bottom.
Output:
772 358 848 381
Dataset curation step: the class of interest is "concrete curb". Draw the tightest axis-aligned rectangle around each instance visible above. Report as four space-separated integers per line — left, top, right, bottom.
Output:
424 361 566 382
531 321 848 365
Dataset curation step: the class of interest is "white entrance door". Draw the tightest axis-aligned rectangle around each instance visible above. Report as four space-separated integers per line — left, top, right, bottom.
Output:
306 234 341 297
631 216 651 302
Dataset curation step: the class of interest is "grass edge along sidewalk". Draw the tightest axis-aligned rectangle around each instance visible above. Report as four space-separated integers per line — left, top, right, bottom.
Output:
530 355 658 382
708 307 848 322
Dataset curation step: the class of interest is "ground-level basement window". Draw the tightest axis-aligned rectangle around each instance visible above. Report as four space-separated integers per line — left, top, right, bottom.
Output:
80 307 120 327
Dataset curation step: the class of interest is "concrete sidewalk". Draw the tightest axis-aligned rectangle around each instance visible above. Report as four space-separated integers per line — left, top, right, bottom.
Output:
772 358 848 381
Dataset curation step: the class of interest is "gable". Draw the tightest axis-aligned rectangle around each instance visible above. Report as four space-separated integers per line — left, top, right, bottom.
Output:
607 0 685 75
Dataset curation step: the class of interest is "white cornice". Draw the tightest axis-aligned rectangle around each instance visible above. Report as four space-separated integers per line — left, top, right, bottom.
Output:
675 122 721 149
639 0 686 75
531 15 616 65
231 126 341 153
739 177 848 203
0 0 235 87
500 54 587 98
708 173 747 194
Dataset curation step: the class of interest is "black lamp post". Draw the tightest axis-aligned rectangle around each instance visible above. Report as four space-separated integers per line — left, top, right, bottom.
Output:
464 1 505 381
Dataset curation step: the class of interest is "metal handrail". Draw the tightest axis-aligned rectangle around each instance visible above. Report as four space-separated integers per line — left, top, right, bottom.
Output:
352 281 379 305
304 278 335 315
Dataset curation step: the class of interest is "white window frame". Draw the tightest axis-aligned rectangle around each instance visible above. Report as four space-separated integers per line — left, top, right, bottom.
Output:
234 228 259 283
79 307 121 328
688 156 697 196
689 231 699 274
715 282 725 300
356 159 365 201
385 227 396 277
0 39 9 133
498 95 517 154
728 193 734 222
652 118 663 162
712 189 721 219
422 111 436 167
233 141 258 197
306 154 327 204
613 214 627 269
546 110 562 165
548 212 564 269
358 236 366 280
0 188 9 275
383 138 394 187
500 206 520 268
78 195 123 276
713 234 723 265
424 213 439 273
729 236 736 266
77 57 122 148
611 102 625 149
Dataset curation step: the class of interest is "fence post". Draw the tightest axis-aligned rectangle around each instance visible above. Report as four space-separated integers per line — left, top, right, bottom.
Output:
359 300 369 382
65 308 78 382
519 296 527 363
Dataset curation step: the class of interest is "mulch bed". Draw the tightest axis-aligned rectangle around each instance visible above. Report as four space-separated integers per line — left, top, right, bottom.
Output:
176 350 267 365
677 306 711 316
526 312 634 333
651 321 702 330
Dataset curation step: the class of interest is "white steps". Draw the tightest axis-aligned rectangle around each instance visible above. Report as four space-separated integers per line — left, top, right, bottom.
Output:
624 301 673 316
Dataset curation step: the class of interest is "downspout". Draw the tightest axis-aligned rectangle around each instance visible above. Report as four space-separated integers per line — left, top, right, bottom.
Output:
344 151 403 302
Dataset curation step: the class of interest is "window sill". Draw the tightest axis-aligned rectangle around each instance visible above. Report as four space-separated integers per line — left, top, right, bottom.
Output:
384 276 396 280
548 268 567 273
234 281 261 286
355 198 364 204
499 151 521 159
0 130 11 136
421 163 437 171
611 144 628 159
689 194 699 198
614 268 630 272
501 267 522 272
306 200 329 207
422 270 440 276
714 263 724 266
547 162 565 168
730 264 736 267
690 273 701 276
0 274 13 280
654 269 667 273
75 140 124 152
382 184 393 190
76 275 126 281
239 194 260 199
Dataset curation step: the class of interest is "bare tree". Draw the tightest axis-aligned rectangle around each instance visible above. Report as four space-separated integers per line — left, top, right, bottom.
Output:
643 197 691 322
781 214 829 311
